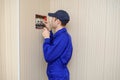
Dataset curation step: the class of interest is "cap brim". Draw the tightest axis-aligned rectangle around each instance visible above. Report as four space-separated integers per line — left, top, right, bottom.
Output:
48 13 56 17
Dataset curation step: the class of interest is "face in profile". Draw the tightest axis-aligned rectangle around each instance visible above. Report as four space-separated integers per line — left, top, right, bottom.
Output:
49 17 60 29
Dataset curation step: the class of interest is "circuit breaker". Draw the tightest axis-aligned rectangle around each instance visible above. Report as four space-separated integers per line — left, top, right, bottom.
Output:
35 14 47 29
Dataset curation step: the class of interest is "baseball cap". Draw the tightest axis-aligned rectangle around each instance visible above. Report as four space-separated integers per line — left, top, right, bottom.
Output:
48 10 70 25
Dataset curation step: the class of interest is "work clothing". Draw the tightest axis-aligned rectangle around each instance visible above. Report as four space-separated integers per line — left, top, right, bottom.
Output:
43 28 73 80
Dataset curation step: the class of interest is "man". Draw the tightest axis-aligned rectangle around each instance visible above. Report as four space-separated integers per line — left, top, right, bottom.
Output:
42 10 73 80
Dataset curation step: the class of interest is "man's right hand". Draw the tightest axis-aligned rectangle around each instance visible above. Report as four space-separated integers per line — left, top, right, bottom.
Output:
44 21 52 31
42 27 50 39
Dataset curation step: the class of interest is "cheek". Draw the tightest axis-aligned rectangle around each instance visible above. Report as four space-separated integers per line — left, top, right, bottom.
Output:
51 23 57 28
50 18 58 27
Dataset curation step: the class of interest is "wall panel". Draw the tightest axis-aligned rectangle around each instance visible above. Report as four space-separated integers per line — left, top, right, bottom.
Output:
50 0 120 80
0 0 19 80
20 0 50 80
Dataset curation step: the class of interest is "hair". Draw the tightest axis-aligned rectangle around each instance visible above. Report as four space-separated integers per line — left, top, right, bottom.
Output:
54 17 67 26
61 22 66 26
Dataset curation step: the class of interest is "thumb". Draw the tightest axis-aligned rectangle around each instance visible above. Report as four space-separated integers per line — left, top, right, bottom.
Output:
42 27 46 31
43 27 48 31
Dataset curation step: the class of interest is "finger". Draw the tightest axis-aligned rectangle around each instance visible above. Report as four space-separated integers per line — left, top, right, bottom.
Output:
43 21 48 24
45 27 49 31
43 27 47 31
44 20 47 23
42 28 46 31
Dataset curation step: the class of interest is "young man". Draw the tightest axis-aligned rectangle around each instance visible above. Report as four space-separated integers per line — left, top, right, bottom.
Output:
42 10 73 80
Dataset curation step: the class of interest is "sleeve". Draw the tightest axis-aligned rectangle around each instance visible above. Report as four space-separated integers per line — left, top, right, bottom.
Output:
50 30 53 43
43 36 68 63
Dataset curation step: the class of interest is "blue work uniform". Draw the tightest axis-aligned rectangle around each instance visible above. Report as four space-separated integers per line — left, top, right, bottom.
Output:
43 28 73 80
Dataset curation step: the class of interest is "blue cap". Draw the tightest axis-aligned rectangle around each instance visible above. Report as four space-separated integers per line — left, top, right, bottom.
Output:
48 10 70 25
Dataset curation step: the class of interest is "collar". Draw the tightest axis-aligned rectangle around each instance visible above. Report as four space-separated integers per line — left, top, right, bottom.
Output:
53 28 67 38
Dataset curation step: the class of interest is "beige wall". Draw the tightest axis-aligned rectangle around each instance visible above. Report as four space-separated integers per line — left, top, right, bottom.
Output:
50 0 120 80
0 0 19 80
20 0 50 80
0 0 3 79
0 0 120 80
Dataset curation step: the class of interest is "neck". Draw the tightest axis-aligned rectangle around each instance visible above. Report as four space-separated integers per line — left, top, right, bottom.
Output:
55 26 64 32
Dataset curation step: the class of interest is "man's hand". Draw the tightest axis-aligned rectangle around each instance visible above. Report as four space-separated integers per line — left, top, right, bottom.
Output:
42 27 50 39
44 21 52 31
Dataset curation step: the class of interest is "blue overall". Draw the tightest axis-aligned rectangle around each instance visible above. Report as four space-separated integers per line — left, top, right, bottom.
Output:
43 28 73 80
